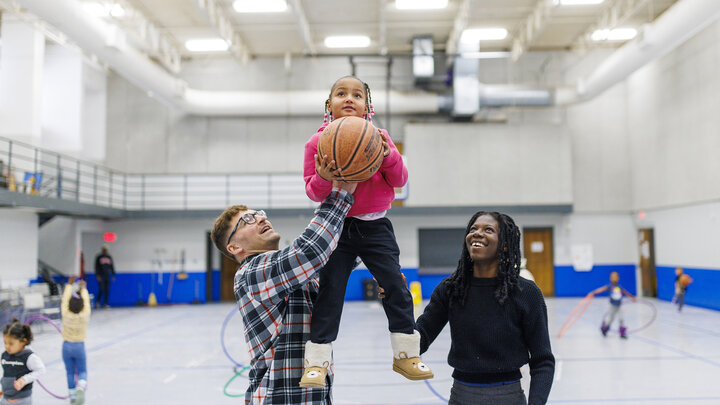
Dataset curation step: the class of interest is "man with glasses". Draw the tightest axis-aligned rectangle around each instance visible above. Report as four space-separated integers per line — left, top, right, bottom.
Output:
210 178 356 405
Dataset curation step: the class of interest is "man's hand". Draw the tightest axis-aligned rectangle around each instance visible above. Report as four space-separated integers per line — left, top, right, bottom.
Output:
332 179 357 194
315 154 343 181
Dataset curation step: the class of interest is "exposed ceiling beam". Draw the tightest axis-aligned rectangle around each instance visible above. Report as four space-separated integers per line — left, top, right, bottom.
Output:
288 0 316 56
511 0 557 62
194 0 250 62
572 0 652 52
378 0 388 55
445 0 471 61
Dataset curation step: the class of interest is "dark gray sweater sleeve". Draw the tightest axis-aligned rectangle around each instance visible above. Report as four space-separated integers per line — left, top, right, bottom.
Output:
520 282 555 405
415 280 450 355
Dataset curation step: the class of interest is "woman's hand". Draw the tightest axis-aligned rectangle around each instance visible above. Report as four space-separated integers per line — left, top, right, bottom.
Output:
314 154 343 181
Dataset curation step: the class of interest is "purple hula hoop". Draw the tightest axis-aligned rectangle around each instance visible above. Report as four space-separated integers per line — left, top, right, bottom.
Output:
606 298 657 335
23 314 70 400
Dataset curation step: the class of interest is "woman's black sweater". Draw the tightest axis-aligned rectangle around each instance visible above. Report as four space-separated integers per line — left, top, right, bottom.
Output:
416 276 555 405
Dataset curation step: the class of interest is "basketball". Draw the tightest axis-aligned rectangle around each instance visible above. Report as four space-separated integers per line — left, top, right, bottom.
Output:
317 116 384 182
679 274 693 287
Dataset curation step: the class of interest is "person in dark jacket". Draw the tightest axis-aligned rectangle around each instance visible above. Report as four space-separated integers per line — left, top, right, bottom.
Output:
94 246 116 308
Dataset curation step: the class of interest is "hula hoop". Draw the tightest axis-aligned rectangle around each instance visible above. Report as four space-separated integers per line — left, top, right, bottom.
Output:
220 304 244 367
557 296 658 338
557 294 594 338
223 365 250 398
612 299 658 334
424 379 449 403
23 314 70 400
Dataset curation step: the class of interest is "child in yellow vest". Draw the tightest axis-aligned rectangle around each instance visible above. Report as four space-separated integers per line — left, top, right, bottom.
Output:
62 276 90 405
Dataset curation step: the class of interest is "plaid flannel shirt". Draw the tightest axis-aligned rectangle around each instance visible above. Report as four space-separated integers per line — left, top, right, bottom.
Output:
234 188 353 405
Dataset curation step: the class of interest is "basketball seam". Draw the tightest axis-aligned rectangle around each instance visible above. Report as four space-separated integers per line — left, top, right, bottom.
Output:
340 133 384 180
331 117 345 168
339 119 369 172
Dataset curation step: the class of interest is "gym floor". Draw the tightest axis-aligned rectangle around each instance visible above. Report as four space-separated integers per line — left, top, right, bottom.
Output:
27 298 720 404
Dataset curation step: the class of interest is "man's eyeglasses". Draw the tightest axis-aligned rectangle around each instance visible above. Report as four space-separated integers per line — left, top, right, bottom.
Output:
226 210 267 245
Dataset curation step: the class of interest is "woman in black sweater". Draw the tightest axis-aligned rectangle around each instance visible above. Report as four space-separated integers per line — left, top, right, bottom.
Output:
415 211 555 405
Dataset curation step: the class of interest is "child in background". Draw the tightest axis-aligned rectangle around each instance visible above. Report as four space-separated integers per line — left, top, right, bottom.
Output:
300 76 432 387
590 271 636 339
1 319 46 405
672 267 692 312
62 276 90 405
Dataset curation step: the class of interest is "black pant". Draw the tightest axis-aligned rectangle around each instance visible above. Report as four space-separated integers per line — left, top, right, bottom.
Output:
311 217 415 344
96 276 111 306
449 381 527 405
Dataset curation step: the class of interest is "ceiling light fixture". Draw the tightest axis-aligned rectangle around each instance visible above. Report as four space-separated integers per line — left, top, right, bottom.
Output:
233 0 288 13
395 0 448 10
324 35 371 48
591 27 637 41
185 38 230 52
460 28 508 42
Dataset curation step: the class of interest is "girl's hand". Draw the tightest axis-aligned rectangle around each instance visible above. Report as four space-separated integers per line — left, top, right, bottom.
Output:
380 129 390 157
79 280 87 290
68 275 77 284
315 154 343 181
14 378 25 391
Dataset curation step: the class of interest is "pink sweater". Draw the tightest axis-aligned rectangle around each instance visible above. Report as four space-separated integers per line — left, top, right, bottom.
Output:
304 123 408 217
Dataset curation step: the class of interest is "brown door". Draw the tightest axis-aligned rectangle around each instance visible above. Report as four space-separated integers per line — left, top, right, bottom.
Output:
523 228 555 297
638 228 657 297
220 255 238 301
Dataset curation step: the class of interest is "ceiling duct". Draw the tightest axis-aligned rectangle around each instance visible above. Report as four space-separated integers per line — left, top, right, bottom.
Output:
558 0 720 104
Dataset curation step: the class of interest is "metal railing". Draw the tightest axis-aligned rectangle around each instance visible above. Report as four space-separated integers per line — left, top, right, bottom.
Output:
0 136 315 211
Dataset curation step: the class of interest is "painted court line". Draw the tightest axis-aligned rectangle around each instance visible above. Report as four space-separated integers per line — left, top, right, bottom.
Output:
632 335 720 369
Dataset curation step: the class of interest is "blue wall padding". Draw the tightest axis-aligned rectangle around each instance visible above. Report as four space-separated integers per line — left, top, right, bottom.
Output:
43 263 716 310
38 272 208 306
554 264 637 297
344 268 420 301
417 274 450 299
212 269 221 302
657 266 719 311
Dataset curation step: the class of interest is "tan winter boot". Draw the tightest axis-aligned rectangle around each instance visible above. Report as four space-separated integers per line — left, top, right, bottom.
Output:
390 331 433 380
299 341 332 388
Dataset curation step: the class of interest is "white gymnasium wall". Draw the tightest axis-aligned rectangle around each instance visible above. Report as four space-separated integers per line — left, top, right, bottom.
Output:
640 201 720 269
38 216 77 274
625 18 720 210
403 123 573 207
101 218 216 273
565 84 632 213
103 54 576 176
0 210 38 287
